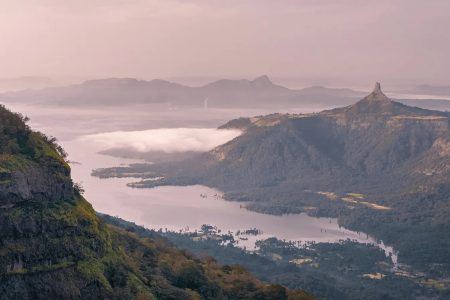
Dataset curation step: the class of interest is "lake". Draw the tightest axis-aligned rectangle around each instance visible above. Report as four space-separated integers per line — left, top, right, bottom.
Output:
61 139 398 262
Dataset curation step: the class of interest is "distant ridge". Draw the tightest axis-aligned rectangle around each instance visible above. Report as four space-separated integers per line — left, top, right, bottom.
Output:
204 75 287 90
0 75 349 108
0 76 55 92
1 77 450 111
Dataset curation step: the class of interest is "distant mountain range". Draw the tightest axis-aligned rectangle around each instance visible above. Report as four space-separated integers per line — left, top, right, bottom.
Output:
2 76 450 111
0 76 55 92
94 83 450 278
399 84 450 97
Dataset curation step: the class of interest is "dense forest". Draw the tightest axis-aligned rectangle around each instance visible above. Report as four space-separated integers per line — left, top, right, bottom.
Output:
102 215 449 299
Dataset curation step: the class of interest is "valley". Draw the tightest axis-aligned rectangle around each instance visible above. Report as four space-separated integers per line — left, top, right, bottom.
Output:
2 81 450 299
3 2 450 299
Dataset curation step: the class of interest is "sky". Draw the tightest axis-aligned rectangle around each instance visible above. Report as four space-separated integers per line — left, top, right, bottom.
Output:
1 0 450 87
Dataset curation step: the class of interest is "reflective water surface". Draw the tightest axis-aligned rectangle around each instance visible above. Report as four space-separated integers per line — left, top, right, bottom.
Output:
62 139 398 263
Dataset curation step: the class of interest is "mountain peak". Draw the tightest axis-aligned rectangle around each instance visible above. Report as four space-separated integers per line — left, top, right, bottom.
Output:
342 82 398 116
341 82 445 117
365 81 390 102
373 82 382 94
359 82 391 104
252 75 273 86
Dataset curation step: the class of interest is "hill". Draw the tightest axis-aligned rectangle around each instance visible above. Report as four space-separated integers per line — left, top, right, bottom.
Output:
94 83 450 277
0 104 311 299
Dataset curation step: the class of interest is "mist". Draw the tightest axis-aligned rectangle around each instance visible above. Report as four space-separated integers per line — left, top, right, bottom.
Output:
79 128 242 153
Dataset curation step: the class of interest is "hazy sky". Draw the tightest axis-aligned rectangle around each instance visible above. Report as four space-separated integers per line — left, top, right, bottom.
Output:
1 0 450 86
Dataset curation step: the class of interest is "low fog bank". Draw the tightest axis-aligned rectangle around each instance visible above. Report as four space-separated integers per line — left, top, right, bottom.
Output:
79 128 242 154
0 102 266 141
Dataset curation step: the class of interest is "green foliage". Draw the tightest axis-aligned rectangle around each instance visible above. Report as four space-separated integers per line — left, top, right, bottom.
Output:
76 259 112 290
104 215 445 300
0 105 70 174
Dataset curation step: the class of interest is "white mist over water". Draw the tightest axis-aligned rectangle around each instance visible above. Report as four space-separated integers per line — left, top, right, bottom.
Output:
79 128 242 153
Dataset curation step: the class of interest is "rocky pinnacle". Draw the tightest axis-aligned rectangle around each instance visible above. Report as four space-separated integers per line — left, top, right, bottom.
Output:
373 82 382 94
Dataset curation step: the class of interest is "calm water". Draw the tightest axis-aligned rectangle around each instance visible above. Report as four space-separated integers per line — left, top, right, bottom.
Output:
61 139 398 262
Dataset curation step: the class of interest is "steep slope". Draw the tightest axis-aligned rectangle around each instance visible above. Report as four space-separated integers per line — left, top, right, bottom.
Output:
0 105 311 299
204 83 449 185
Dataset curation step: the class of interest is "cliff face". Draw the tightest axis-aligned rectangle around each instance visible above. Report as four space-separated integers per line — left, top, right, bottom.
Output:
0 105 111 298
1 191 131 300
0 105 311 299
0 164 72 205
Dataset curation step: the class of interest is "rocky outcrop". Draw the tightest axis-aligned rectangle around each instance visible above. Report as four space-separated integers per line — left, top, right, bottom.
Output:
0 166 73 205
